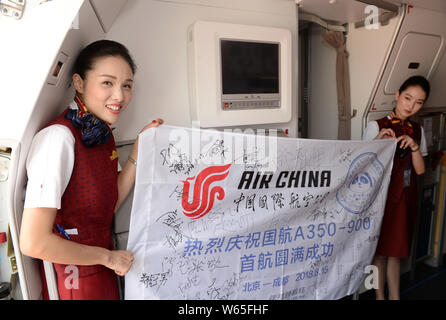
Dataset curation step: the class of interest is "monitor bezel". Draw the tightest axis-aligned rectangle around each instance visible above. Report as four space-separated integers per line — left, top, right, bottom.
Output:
219 39 281 102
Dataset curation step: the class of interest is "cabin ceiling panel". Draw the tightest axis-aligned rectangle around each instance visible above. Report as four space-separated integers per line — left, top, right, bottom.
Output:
90 0 128 32
390 0 446 14
298 0 446 24
151 0 296 16
296 0 372 24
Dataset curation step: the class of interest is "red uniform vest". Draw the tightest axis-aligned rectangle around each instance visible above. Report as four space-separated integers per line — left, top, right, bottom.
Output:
375 116 421 257
377 116 421 204
44 108 119 299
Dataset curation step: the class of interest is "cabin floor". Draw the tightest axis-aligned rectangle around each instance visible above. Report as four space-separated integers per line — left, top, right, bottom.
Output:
346 255 446 300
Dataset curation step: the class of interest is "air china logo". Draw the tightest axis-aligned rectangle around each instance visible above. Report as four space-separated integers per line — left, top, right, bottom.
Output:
181 164 231 220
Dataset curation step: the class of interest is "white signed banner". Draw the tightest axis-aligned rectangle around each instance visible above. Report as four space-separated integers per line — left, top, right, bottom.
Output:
125 126 396 300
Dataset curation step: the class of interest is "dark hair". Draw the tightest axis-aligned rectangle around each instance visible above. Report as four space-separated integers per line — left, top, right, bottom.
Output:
399 75 430 101
73 40 137 79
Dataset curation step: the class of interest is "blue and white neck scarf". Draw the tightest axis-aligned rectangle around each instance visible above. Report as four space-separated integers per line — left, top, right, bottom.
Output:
65 96 111 147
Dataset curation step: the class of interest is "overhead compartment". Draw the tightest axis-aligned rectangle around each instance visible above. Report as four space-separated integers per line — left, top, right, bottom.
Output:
384 32 442 95
365 4 446 121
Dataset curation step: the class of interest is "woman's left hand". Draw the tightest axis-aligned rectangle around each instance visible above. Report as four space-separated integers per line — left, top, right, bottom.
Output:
396 134 419 152
140 118 164 134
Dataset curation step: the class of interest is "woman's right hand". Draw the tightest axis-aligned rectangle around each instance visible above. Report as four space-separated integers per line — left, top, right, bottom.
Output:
375 128 396 140
106 250 134 276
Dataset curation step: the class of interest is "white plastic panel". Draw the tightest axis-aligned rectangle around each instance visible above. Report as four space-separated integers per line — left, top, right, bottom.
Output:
297 0 371 24
365 4 446 122
0 0 84 143
0 0 87 300
47 52 69 86
385 32 442 94
89 0 128 32
426 43 446 108
0 151 12 284
106 0 298 142
188 21 293 128
0 0 108 300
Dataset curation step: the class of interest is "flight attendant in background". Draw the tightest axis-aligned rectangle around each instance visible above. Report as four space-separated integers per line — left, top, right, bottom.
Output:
19 40 163 300
363 75 429 300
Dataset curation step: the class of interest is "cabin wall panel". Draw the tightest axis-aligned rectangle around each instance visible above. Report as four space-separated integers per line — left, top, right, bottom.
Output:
0 0 106 300
307 25 338 140
306 16 399 140
105 0 298 142
427 45 446 109
348 17 400 140
367 6 446 123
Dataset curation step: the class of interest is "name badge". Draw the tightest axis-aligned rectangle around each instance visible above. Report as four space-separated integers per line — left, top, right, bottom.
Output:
65 229 79 236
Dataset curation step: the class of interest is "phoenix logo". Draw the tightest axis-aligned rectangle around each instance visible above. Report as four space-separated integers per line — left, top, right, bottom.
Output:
181 164 232 220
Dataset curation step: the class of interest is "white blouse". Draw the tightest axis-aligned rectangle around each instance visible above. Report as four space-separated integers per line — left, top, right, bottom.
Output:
24 125 76 210
24 101 121 209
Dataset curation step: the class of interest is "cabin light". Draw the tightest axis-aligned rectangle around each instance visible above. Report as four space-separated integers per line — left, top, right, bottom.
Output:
0 0 26 20
329 0 337 4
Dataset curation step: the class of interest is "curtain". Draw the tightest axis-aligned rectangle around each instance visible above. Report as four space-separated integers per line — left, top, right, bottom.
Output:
323 30 357 140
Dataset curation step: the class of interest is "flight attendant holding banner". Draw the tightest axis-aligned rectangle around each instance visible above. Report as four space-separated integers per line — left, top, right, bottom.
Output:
19 40 163 300
363 75 429 300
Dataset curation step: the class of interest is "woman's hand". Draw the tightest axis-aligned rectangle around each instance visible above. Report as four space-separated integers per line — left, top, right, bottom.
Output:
106 250 134 276
396 134 419 152
375 128 396 140
140 118 164 134
396 134 424 174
